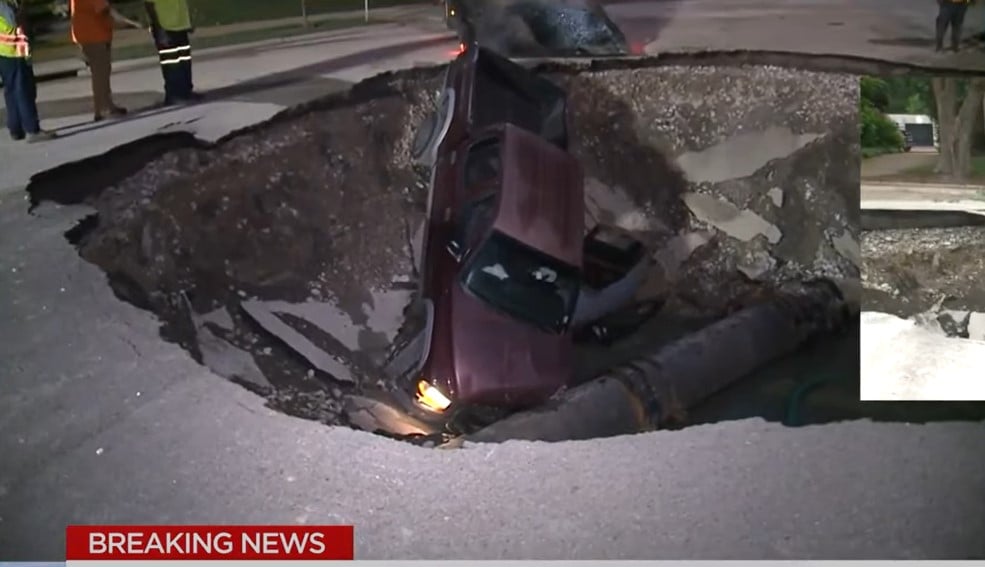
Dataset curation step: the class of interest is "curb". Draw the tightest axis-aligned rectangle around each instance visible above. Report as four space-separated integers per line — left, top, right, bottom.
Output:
0 66 80 88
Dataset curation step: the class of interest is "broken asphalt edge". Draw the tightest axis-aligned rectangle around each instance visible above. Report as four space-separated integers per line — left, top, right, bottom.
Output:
862 209 985 230
24 49 974 210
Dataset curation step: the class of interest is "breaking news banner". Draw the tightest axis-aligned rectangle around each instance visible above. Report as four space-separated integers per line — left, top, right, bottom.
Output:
6 561 985 567
62 525 354 565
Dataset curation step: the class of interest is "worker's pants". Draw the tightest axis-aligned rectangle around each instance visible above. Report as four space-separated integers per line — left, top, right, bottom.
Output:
152 28 194 102
0 55 40 138
79 42 115 115
936 1 969 50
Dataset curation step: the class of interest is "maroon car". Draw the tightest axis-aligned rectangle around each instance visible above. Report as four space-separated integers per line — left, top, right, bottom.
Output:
397 46 652 432
408 123 585 425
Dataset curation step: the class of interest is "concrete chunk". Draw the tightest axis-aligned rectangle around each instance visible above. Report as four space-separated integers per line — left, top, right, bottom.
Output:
683 192 782 244
968 313 985 342
241 301 356 384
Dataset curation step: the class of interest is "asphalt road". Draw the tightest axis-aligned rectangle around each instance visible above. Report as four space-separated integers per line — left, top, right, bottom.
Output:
0 201 982 559
606 0 985 71
2 12 985 562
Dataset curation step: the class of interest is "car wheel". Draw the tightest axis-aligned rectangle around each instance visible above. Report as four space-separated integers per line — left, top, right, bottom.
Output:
411 88 455 168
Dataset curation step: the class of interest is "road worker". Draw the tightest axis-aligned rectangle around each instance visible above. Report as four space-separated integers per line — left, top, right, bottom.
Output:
70 0 143 122
144 0 201 105
0 0 55 142
936 0 976 51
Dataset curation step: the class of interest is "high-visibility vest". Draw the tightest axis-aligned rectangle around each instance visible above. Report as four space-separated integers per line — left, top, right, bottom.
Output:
147 0 191 31
0 3 30 58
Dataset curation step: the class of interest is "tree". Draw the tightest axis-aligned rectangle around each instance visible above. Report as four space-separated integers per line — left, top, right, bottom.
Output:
884 76 934 117
859 77 903 151
932 77 985 180
860 77 894 112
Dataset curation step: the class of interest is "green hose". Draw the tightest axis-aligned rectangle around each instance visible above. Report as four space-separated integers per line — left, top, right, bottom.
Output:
784 377 839 427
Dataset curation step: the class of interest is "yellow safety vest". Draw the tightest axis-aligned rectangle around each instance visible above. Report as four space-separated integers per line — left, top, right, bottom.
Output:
148 0 191 31
0 3 30 59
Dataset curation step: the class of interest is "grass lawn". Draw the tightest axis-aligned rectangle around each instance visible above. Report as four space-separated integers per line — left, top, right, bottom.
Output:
862 146 902 159
31 17 369 64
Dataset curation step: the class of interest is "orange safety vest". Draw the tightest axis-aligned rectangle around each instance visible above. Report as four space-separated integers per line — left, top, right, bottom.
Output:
0 5 30 58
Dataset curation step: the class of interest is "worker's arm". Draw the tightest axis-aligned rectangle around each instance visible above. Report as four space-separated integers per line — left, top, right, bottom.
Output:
109 6 143 29
14 0 29 31
144 1 160 30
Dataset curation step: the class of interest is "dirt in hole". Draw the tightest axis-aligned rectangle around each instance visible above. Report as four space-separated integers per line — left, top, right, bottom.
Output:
862 227 985 318
45 62 861 430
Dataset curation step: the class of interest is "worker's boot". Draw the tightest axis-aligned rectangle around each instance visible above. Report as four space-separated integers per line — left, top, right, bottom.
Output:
25 130 57 143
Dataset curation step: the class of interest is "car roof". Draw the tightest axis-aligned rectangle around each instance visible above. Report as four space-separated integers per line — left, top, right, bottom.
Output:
491 124 584 268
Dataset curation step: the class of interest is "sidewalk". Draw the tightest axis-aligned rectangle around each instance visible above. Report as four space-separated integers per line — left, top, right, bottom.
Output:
27 4 444 82
861 181 985 215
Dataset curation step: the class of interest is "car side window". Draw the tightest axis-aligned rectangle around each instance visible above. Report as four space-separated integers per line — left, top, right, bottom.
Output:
451 192 496 257
463 137 502 188
464 193 496 244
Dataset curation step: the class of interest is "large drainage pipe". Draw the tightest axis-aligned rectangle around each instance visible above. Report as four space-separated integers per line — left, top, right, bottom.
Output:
442 278 859 447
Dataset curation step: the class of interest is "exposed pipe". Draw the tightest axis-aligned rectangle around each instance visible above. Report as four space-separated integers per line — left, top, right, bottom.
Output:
441 278 859 447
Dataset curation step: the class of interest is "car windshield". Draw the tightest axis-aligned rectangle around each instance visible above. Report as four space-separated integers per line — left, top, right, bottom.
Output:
460 230 580 334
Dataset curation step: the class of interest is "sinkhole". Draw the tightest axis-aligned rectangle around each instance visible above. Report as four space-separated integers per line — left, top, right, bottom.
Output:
28 59 985 445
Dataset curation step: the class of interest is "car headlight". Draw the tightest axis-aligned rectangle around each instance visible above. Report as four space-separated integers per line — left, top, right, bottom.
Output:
416 379 452 412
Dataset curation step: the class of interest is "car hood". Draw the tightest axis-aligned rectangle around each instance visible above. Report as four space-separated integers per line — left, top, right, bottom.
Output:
449 283 572 407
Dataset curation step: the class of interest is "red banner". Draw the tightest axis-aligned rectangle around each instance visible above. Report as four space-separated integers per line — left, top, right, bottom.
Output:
66 525 354 560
